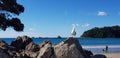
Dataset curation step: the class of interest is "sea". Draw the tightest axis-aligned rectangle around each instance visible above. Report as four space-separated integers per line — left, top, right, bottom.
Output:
0 38 120 54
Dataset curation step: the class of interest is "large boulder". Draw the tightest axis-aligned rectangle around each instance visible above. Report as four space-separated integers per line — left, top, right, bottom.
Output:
25 42 39 58
10 36 40 58
25 42 39 52
37 37 90 58
10 36 33 51
37 40 56 58
54 37 88 58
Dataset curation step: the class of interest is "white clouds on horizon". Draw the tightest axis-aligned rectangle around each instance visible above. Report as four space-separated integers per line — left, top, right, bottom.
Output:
0 31 41 38
0 28 40 38
72 24 80 27
72 23 90 27
97 11 108 16
81 23 90 27
29 28 35 31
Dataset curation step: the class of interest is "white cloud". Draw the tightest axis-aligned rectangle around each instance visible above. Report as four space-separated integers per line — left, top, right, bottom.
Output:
72 24 80 27
97 11 108 16
82 23 90 27
0 31 41 38
29 28 35 31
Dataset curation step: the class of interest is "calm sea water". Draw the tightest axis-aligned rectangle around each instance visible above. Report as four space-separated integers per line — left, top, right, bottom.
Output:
0 38 120 53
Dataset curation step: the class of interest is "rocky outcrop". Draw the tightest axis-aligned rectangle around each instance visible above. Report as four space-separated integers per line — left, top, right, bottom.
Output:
0 36 40 58
0 40 11 58
37 40 56 58
54 37 88 58
10 36 39 58
11 36 33 51
0 36 107 58
0 40 8 49
0 49 11 58
37 37 91 58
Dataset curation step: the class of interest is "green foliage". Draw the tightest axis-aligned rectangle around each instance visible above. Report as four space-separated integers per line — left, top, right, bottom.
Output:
81 26 120 38
0 0 24 31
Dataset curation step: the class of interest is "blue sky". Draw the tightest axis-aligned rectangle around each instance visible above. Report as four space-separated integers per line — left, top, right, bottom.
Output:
0 0 120 38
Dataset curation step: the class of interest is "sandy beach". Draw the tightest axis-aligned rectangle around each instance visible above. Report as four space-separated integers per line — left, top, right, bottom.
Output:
103 53 120 58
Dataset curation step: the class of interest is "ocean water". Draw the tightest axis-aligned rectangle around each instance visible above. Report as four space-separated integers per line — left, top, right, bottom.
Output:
0 38 120 53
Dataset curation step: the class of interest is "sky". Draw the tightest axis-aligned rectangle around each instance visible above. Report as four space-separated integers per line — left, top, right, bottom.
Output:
0 0 120 38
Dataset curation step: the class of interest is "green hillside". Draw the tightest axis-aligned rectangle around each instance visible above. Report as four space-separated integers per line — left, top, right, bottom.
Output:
81 26 120 38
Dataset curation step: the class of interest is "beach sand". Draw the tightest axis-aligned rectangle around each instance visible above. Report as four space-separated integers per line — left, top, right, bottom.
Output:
103 53 120 58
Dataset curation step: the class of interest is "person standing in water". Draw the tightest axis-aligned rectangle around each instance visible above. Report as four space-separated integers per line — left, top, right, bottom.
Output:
106 45 108 53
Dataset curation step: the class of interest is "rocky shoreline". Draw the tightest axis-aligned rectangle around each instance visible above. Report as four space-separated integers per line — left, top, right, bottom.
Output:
0 36 107 58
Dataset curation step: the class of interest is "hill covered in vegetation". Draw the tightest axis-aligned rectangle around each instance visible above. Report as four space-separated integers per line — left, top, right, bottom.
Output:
81 25 120 38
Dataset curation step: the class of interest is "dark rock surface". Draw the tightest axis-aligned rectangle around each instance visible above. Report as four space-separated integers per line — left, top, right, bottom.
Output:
10 36 33 51
0 40 11 58
91 54 107 58
0 40 8 49
0 36 107 58
84 49 93 58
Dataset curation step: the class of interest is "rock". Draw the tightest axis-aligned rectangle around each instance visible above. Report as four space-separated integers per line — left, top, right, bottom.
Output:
10 36 33 51
0 40 11 58
57 36 62 38
0 40 8 49
0 49 11 58
53 37 88 58
10 36 40 58
84 49 93 57
24 51 38 58
0 40 18 58
25 42 39 52
37 40 56 58
91 54 107 58
0 36 107 58
24 42 39 58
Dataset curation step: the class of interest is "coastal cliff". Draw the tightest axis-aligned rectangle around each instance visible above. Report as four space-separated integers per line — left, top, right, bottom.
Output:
0 36 106 58
81 25 120 38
